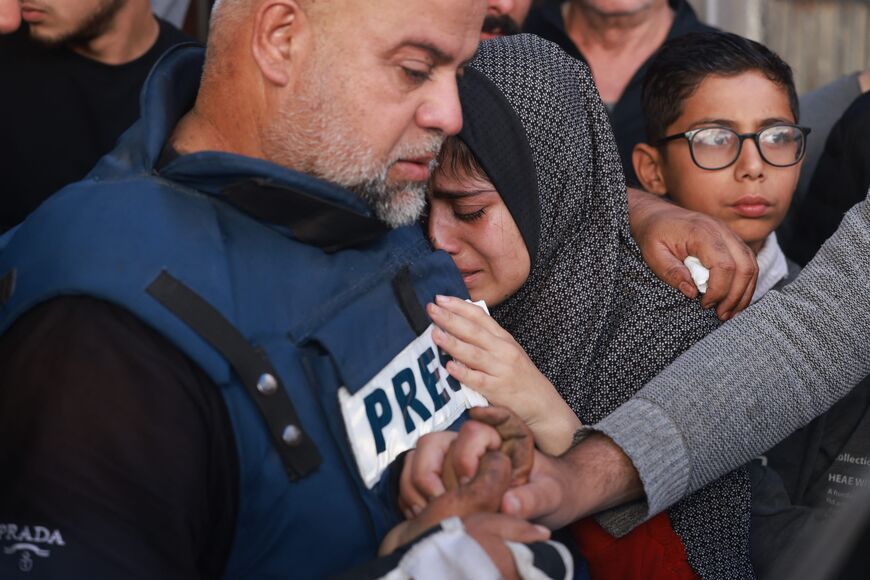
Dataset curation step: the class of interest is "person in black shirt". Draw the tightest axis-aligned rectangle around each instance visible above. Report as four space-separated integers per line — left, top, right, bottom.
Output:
0 0 191 231
0 297 240 578
523 0 714 185
782 91 870 267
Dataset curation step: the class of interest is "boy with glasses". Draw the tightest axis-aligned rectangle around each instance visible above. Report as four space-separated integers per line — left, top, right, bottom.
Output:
634 31 870 575
633 31 805 304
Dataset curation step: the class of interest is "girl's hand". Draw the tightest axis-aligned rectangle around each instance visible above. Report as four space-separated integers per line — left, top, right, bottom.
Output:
427 295 581 454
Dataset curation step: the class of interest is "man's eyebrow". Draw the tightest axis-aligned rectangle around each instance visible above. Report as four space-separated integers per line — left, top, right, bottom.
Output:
431 188 496 200
391 40 454 65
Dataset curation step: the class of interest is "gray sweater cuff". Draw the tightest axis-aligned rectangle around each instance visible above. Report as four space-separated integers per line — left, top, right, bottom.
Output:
579 397 690 532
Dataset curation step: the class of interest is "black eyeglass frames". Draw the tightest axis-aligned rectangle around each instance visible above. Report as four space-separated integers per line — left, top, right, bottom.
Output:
656 124 811 170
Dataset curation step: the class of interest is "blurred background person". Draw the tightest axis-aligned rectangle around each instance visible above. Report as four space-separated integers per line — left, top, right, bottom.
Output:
524 0 714 184
0 0 190 232
521 0 870 194
481 0 533 38
783 90 870 266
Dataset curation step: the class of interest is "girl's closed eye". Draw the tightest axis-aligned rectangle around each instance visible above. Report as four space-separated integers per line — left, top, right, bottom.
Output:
454 207 486 222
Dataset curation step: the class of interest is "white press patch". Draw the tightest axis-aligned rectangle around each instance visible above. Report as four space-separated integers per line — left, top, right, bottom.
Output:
339 304 489 489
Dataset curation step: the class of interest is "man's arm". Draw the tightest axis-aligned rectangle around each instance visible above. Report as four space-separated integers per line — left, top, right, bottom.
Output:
0 297 237 579
627 187 758 321
507 192 870 526
499 434 642 530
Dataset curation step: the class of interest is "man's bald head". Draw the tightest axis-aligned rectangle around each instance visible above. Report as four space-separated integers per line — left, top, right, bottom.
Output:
187 0 486 227
205 0 313 60
202 0 255 64
207 0 257 37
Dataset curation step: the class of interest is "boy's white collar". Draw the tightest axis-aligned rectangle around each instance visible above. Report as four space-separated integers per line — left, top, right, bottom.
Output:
751 232 789 304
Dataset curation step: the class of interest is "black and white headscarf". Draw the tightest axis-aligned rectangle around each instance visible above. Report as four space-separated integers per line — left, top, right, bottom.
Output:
458 35 753 579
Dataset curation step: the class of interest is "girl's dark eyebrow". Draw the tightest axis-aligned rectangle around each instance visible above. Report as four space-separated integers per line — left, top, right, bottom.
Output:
431 188 497 200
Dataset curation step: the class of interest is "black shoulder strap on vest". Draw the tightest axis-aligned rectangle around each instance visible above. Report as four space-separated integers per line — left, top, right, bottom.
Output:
392 266 430 336
146 270 321 480
220 179 390 253
0 268 16 306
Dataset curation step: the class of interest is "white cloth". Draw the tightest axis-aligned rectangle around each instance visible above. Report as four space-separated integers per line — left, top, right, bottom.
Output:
383 517 501 580
383 517 573 580
751 232 789 304
506 540 573 580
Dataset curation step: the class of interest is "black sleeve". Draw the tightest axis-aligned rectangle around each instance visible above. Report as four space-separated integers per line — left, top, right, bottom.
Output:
748 461 827 578
787 92 870 266
0 297 238 579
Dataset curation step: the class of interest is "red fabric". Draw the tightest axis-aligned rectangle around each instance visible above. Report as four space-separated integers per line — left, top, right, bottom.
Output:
571 512 699 580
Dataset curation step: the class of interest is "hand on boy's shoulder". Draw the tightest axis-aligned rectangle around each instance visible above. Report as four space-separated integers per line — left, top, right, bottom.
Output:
627 188 758 321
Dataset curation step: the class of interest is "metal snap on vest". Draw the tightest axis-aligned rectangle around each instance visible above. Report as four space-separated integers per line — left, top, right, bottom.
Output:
257 373 278 395
282 424 302 446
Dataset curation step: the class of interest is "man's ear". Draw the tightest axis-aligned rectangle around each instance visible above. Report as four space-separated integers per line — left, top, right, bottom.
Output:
632 143 668 196
251 0 309 87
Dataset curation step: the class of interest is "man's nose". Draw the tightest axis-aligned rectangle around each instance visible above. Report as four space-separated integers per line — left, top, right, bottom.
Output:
416 77 463 137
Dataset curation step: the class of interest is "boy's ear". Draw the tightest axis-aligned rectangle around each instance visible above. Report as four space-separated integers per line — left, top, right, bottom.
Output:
632 143 668 196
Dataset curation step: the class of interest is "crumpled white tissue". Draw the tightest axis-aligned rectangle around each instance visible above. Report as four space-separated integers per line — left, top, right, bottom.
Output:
683 256 709 294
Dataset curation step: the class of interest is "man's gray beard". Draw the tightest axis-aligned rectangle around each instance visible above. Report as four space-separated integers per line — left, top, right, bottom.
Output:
348 161 435 229
265 94 441 228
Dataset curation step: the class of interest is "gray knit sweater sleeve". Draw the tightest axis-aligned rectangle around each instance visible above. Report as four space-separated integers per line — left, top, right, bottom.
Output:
592 191 870 521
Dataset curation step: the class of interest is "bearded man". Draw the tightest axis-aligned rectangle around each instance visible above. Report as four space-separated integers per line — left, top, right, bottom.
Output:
0 0 189 231
481 0 533 39
0 0 767 575
0 0 582 578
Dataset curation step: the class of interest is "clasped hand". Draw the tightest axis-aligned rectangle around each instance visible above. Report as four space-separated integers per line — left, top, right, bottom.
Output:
427 295 581 454
380 407 549 579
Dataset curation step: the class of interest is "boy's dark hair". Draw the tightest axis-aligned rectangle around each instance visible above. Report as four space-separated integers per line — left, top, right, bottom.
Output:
642 31 799 144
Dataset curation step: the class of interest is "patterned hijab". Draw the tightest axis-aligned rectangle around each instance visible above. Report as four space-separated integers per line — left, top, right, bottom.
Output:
457 35 753 579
